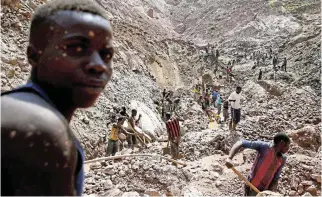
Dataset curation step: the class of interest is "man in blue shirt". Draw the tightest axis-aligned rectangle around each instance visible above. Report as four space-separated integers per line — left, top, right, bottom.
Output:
226 133 290 196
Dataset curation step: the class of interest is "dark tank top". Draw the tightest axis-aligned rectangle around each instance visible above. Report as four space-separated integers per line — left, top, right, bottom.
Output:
1 82 84 196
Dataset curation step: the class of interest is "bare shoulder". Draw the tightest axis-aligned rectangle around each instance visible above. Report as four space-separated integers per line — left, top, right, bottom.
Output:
2 92 67 133
1 92 76 168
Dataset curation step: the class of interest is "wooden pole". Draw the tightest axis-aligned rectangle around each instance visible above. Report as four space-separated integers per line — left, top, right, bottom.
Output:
84 153 187 167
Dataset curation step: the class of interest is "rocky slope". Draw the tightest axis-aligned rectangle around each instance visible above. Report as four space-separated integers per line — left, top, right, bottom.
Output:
1 0 321 196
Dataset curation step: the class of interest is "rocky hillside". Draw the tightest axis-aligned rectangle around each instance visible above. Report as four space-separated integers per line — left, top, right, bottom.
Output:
1 0 321 196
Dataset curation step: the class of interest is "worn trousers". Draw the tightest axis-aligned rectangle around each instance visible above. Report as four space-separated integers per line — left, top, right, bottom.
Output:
170 141 179 158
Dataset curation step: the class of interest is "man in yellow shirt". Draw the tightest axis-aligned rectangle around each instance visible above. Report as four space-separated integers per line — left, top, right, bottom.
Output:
106 117 132 156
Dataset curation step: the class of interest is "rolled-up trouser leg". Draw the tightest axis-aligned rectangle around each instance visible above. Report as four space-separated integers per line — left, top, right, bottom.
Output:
223 109 228 121
106 139 117 156
231 108 235 123
217 104 222 115
234 108 241 124
127 134 134 149
111 140 119 156
170 141 179 158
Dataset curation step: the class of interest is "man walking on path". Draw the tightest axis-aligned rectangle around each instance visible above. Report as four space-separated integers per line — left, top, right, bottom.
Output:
226 133 290 196
216 91 222 117
212 89 218 106
281 57 287 72
258 69 263 80
223 98 229 122
228 86 244 130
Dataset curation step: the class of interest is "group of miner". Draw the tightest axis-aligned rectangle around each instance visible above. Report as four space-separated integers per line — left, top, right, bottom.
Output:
1 0 292 196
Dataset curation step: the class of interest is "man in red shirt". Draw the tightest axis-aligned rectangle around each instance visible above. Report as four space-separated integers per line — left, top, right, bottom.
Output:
226 133 290 196
165 113 183 159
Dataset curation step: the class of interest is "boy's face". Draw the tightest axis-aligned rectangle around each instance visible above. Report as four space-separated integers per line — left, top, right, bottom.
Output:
30 10 113 108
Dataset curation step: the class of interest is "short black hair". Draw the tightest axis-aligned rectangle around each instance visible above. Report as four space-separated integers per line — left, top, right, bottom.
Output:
131 109 137 114
117 117 124 122
236 86 242 90
32 0 107 23
165 112 171 119
274 132 291 145
30 0 107 43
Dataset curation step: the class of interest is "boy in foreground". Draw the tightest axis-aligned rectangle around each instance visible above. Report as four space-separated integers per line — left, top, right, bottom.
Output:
1 0 113 195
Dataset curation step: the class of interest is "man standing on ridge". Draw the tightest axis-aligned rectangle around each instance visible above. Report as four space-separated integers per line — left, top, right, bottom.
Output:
226 133 290 196
1 0 113 195
281 57 287 72
228 86 244 130
258 69 263 80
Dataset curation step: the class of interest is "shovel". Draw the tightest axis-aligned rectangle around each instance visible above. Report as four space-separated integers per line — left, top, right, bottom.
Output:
225 161 260 194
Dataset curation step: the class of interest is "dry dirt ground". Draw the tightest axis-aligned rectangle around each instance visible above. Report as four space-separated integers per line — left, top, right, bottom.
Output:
1 0 321 196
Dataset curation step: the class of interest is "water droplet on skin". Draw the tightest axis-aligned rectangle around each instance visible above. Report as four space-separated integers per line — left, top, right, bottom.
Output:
62 53 67 57
65 140 72 147
88 30 95 37
9 131 16 138
76 47 82 52
44 141 50 147
26 131 34 138
63 151 69 157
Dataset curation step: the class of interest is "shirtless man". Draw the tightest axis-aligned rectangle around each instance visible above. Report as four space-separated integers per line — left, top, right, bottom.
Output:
127 109 145 148
1 0 113 195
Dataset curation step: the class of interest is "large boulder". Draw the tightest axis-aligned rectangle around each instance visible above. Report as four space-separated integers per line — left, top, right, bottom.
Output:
174 23 186 34
147 8 154 18
129 100 165 139
257 80 283 96
287 125 321 152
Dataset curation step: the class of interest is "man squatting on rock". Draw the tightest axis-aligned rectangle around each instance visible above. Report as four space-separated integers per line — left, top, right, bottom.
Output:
226 133 291 196
1 0 113 195
228 86 244 130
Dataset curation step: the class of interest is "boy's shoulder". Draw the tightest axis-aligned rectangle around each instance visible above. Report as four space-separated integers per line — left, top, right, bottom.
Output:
2 92 68 130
